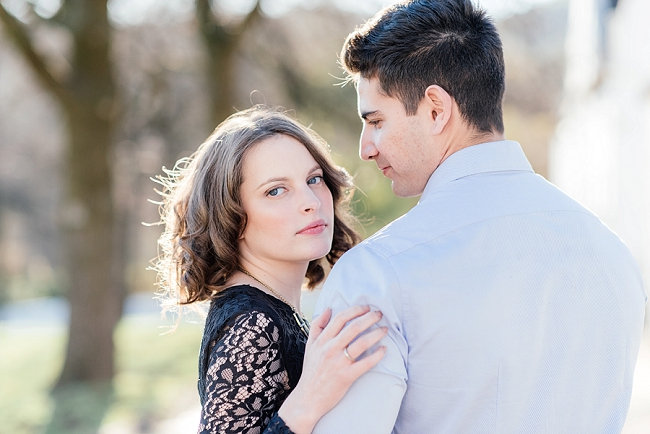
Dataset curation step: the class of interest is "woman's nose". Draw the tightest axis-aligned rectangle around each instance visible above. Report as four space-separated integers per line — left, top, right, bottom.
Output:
301 186 321 213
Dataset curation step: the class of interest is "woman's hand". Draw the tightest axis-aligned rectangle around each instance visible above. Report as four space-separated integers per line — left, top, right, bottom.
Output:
277 305 387 434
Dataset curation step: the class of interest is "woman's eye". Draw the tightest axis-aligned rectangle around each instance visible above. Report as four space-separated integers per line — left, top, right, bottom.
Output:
267 187 286 197
368 119 381 127
307 175 324 185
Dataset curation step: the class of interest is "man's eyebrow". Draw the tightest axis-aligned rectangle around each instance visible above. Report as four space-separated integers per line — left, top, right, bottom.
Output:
360 110 379 120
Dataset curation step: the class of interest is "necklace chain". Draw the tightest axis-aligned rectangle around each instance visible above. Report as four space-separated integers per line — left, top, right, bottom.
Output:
240 268 310 338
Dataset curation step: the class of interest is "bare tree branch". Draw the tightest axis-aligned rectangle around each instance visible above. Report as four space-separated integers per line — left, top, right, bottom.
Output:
0 3 68 103
196 0 262 42
195 0 214 36
24 0 67 28
236 0 262 35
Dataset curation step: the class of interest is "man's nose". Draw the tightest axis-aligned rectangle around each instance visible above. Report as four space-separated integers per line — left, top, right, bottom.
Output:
359 128 378 161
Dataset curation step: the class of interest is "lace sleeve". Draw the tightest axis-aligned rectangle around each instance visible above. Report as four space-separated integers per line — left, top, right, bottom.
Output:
264 413 295 434
198 310 292 434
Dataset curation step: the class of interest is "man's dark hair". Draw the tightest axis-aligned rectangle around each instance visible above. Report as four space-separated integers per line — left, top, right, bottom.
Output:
341 0 505 133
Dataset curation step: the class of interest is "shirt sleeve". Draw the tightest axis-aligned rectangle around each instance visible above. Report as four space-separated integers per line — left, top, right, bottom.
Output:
312 244 408 433
198 311 292 434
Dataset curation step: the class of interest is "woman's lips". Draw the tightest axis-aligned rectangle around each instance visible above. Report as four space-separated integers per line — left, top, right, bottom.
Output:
297 219 327 235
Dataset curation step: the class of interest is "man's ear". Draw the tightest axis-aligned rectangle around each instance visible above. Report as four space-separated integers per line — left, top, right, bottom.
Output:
424 85 452 135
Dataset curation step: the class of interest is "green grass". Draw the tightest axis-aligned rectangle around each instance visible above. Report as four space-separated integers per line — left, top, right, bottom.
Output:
0 316 204 433
0 326 61 433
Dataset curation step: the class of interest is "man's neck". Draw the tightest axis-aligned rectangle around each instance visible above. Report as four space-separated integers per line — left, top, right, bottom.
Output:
439 129 504 166
469 130 505 146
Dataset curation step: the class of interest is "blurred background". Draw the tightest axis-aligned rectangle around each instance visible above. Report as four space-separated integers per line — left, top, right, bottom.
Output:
0 0 648 432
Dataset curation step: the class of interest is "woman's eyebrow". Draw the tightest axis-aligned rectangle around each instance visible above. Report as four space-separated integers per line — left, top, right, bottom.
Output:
256 165 321 189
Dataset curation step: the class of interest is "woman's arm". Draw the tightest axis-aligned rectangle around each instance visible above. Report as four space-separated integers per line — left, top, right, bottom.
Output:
199 311 289 433
276 305 388 434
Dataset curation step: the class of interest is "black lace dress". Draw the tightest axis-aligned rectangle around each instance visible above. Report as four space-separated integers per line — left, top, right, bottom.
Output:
197 285 308 434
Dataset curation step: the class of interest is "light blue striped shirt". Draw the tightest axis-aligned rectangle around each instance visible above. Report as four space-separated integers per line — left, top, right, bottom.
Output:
314 140 646 433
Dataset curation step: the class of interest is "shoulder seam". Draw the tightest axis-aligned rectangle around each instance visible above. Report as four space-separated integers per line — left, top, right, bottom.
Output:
364 208 599 258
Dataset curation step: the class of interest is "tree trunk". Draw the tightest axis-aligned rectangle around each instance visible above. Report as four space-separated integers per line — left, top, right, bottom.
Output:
0 0 123 386
55 0 123 386
205 42 237 123
195 0 262 123
56 103 122 385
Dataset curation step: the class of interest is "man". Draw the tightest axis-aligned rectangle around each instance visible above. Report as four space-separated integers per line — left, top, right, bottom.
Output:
313 0 647 432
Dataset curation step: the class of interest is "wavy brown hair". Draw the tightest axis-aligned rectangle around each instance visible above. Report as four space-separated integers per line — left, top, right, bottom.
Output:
153 106 360 307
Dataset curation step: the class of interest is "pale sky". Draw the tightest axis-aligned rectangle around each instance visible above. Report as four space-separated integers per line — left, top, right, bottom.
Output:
103 0 560 27
4 0 561 25
338 0 558 18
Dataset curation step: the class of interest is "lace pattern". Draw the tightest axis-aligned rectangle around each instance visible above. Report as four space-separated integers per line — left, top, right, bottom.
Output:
264 413 295 433
198 311 290 433
197 285 306 433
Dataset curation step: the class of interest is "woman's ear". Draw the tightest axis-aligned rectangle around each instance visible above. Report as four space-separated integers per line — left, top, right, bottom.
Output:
424 85 452 135
238 219 247 240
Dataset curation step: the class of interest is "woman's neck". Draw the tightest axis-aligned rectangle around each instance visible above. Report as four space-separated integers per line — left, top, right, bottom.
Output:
236 260 307 313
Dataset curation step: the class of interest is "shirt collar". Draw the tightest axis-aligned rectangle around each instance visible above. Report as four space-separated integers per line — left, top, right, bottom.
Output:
421 140 533 201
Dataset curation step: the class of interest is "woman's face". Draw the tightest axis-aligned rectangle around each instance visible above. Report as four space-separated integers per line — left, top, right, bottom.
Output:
238 134 334 268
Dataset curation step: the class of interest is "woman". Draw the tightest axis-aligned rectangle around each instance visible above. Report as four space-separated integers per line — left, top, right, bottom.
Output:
154 106 386 433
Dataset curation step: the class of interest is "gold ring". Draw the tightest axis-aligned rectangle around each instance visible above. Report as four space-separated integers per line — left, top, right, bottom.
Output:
343 346 354 362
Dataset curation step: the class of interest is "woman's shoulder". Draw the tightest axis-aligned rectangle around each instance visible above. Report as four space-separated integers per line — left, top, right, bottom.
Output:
201 285 290 345
206 284 282 324
198 285 306 395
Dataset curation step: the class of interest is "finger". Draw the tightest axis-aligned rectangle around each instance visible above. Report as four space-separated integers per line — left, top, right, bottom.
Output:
345 326 388 360
350 345 386 377
308 308 331 342
336 309 383 346
319 305 371 341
